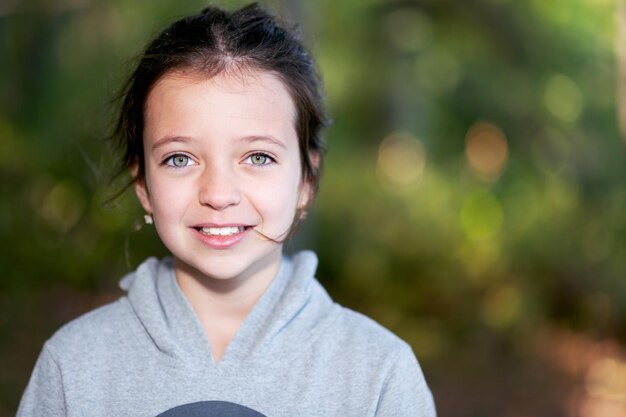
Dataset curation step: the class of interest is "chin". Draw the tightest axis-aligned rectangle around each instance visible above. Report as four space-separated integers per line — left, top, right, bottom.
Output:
173 247 282 283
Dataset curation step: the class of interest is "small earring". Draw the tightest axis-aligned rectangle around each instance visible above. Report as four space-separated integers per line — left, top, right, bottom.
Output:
144 213 153 225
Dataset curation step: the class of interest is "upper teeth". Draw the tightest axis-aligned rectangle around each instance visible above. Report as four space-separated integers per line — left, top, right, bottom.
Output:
200 226 244 236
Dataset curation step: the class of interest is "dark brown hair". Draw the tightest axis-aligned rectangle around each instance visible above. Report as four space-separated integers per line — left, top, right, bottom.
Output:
111 3 328 207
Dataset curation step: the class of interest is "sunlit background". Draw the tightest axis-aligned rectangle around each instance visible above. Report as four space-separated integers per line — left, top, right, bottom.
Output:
1 0 626 415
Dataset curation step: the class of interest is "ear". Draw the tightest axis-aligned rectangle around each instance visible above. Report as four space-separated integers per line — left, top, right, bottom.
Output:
297 151 320 211
297 180 313 211
131 163 153 214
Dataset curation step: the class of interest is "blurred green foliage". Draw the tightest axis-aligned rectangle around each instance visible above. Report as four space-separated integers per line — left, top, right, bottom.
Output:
1 0 625 413
312 0 626 351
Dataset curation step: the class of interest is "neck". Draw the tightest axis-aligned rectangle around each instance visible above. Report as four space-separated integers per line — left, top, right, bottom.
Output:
173 253 282 362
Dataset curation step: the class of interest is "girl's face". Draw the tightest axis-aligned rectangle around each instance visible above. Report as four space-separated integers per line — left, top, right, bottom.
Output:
135 69 310 286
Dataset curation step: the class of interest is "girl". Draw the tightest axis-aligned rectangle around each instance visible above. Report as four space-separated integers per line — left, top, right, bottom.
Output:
18 4 436 416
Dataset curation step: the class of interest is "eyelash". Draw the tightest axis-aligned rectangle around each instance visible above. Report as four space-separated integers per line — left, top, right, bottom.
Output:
244 152 276 167
160 152 277 169
161 153 196 169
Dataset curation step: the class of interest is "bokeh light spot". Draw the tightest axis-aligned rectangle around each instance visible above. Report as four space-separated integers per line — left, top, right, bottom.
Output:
544 74 583 123
377 131 426 188
586 357 626 402
465 121 508 181
39 181 85 233
481 284 522 329
460 191 503 241
531 0 573 24
459 239 503 284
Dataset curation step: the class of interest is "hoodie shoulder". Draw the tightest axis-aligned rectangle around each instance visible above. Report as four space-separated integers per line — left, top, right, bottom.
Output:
44 257 169 360
333 306 410 352
44 296 137 362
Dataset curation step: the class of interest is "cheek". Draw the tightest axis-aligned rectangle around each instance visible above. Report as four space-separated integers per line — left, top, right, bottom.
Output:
250 175 301 223
148 177 194 219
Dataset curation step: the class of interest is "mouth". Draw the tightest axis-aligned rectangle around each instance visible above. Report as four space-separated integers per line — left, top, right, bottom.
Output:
191 224 253 249
194 226 250 236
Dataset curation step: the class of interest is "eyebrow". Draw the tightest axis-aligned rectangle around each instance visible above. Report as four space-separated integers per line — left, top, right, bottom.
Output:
151 136 193 152
151 134 288 152
241 135 287 149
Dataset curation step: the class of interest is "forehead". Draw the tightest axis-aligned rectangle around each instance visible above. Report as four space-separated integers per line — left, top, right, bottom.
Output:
144 68 297 137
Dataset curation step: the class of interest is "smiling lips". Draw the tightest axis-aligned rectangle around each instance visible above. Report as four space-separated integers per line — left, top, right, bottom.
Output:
198 226 246 236
192 225 253 249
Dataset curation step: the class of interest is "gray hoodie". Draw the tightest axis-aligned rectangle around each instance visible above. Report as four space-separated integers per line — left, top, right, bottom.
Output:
18 251 436 416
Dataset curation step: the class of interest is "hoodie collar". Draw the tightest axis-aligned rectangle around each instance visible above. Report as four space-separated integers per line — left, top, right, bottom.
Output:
119 251 321 367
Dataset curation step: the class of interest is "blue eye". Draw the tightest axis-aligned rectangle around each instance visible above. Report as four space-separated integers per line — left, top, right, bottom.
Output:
165 154 194 168
247 153 275 166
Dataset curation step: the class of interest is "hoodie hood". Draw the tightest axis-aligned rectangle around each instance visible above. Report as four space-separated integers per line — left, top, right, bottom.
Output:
118 251 332 366
19 250 436 416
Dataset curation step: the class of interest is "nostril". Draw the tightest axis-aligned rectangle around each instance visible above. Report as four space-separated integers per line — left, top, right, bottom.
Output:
198 184 242 210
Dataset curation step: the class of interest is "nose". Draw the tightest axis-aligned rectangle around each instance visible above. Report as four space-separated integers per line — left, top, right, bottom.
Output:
197 163 241 211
